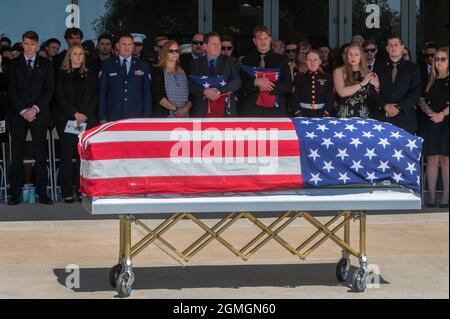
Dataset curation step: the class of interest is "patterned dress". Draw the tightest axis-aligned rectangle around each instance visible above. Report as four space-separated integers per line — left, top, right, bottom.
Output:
164 71 190 118
338 71 370 118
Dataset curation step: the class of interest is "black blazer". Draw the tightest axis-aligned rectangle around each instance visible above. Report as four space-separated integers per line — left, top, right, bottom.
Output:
8 55 54 122
240 50 293 117
189 55 242 117
151 67 193 118
54 69 98 129
371 58 422 133
179 53 194 75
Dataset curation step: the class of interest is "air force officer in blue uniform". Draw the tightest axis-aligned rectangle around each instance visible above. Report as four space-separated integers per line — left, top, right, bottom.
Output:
99 33 152 123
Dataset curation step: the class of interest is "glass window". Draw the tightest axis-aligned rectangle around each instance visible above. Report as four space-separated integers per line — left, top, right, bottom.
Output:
213 0 264 57
96 0 198 46
352 0 401 47
279 0 330 46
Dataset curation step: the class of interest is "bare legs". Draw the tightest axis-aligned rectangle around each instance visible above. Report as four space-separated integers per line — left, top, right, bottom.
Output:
426 155 449 205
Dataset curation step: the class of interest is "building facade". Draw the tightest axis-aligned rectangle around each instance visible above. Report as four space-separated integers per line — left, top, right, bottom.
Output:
0 0 448 62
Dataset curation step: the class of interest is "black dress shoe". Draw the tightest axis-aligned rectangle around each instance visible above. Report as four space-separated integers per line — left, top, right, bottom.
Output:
38 195 53 205
439 203 449 209
425 202 436 208
7 197 20 206
64 197 75 204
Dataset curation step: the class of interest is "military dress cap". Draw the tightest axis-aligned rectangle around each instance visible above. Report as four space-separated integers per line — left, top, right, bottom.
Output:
131 33 146 44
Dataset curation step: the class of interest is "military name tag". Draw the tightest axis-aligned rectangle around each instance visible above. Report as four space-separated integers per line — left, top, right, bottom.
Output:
0 120 5 134
318 79 327 86
109 73 118 77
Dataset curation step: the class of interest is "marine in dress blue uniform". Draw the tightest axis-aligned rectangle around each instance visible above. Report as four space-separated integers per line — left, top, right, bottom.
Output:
99 54 152 122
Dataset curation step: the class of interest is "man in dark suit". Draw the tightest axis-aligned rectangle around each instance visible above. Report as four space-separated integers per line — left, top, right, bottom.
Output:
180 33 205 76
363 39 384 75
240 25 292 117
189 32 241 117
99 33 152 123
371 36 422 134
7 31 54 205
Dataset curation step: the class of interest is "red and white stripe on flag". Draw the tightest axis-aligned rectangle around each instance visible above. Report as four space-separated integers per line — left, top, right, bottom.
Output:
78 118 303 197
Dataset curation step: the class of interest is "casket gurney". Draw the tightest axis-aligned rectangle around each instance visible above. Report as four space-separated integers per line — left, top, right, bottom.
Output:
80 118 423 297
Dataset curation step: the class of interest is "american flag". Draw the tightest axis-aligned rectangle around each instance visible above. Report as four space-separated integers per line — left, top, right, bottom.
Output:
292 117 423 192
241 65 280 108
190 74 232 117
78 118 422 198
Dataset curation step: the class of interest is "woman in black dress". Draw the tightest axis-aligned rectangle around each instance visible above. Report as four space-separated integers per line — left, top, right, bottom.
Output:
55 44 98 203
420 47 449 208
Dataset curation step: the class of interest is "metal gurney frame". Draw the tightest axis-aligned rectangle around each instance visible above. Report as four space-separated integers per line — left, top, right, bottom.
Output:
83 187 421 297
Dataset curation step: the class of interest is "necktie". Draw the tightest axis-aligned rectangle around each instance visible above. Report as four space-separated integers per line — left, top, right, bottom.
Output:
208 60 215 76
122 58 128 76
392 62 398 83
259 54 266 69
368 64 373 71
27 59 33 70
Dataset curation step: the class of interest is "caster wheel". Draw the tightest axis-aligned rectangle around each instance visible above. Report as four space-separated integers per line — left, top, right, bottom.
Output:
352 268 367 292
116 271 134 298
336 258 350 282
109 264 122 289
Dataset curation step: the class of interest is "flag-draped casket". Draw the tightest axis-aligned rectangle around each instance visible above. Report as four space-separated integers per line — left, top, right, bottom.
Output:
79 118 422 197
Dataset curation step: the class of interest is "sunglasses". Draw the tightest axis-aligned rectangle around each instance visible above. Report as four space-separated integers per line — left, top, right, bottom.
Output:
192 41 204 46
221 46 233 51
364 48 377 53
425 53 435 58
435 57 448 63
168 49 179 54
286 49 297 53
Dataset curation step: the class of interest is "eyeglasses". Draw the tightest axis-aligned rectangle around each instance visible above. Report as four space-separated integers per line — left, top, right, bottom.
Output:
192 41 204 46
435 57 448 63
425 53 435 58
364 48 377 53
221 46 233 51
286 49 297 54
168 49 180 54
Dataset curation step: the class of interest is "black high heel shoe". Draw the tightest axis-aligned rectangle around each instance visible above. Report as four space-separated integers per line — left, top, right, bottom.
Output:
64 197 75 204
439 203 449 209
425 202 436 208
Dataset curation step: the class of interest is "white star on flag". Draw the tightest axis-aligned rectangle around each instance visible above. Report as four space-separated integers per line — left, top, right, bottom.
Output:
393 149 405 162
365 148 378 161
337 148 349 161
329 120 340 125
373 124 385 132
305 131 318 139
334 131 346 139
357 120 369 125
316 124 329 132
321 138 334 149
203 82 211 88
350 138 363 149
308 149 321 161
322 161 335 173
338 172 351 184
301 120 312 125
362 131 374 139
378 160 391 173
390 131 403 139
309 173 322 186
393 172 404 183
201 76 208 79
406 162 417 175
406 139 419 152
366 172 378 183
345 124 357 132
351 160 364 173
378 138 391 149
220 80 227 87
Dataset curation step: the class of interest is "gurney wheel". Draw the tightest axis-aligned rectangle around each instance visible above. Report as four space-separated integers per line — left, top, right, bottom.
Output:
336 258 350 282
352 269 367 292
116 271 134 298
109 264 123 289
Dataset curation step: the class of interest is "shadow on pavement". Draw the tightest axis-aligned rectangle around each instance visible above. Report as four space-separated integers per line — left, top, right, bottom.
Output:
53 263 389 294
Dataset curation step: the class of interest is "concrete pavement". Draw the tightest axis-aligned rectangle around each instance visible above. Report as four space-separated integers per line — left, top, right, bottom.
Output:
0 204 448 299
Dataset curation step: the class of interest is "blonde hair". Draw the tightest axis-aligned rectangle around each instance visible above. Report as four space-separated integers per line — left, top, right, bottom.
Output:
426 47 449 93
154 40 183 72
60 44 88 74
342 43 369 85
